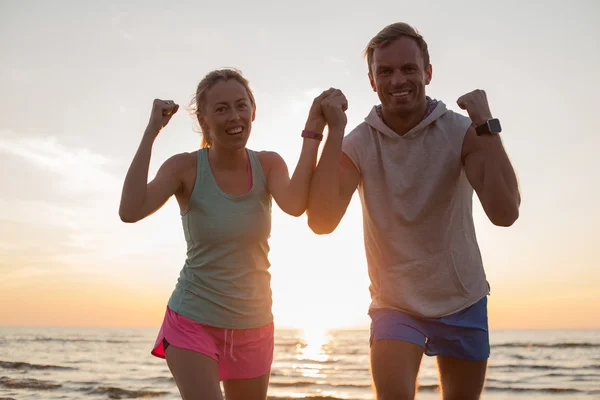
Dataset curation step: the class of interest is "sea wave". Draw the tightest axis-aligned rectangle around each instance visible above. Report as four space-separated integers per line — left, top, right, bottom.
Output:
140 376 175 384
265 386 600 400
270 366 369 377
13 337 132 344
275 339 303 347
490 363 600 371
485 386 586 394
81 386 169 399
0 376 61 390
268 396 349 400
274 357 347 365
0 360 75 371
417 384 597 395
494 342 600 349
269 380 371 388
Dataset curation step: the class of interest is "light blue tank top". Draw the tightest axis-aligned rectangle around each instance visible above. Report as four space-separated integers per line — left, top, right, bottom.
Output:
167 148 273 329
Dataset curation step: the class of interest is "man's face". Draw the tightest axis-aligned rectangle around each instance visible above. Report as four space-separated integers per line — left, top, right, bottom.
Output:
369 37 432 117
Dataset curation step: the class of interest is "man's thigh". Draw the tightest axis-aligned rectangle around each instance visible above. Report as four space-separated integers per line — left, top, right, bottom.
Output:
425 297 490 399
369 309 427 399
370 339 424 400
437 356 487 400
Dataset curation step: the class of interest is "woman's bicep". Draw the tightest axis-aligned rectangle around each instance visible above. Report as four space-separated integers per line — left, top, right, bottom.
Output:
137 157 184 220
265 153 290 206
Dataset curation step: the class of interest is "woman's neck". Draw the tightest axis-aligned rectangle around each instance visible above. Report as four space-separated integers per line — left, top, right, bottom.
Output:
207 145 247 171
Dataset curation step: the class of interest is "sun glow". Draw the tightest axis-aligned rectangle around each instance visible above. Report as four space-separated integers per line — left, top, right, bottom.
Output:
299 326 330 362
293 326 332 379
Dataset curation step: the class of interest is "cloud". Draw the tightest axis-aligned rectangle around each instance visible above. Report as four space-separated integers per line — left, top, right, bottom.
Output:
287 88 322 114
110 11 134 41
0 130 131 273
0 198 81 230
304 88 323 99
0 130 119 194
3 67 35 85
0 130 185 281
110 12 129 26
328 56 352 77
0 217 82 275
328 56 345 64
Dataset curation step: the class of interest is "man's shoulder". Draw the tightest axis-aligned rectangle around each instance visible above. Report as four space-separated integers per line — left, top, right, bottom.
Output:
436 107 472 132
342 120 373 163
432 104 473 154
345 120 372 140
343 120 375 152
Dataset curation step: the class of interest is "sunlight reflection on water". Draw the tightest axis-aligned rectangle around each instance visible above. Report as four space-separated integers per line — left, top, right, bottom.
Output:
296 326 332 378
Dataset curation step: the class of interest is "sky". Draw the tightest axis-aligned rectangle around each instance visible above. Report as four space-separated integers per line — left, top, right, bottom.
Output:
0 0 599 330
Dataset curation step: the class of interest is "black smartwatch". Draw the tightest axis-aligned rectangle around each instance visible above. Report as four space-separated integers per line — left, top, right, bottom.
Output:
475 118 502 136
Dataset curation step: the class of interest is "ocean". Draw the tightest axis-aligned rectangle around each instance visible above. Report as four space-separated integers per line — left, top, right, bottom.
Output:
0 326 598 399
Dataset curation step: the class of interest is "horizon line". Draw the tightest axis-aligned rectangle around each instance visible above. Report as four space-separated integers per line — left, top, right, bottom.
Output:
1 324 599 331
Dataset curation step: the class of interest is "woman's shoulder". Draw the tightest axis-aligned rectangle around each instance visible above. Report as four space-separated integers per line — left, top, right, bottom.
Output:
254 149 281 162
254 150 285 175
159 150 199 175
168 150 198 164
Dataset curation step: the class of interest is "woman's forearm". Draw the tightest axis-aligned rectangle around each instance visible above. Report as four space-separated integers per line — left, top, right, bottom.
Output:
119 128 158 222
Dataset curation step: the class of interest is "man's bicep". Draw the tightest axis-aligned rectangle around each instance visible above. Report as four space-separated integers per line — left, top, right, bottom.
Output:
461 127 485 195
463 149 485 197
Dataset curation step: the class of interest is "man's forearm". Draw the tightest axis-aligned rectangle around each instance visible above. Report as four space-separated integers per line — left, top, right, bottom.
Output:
479 135 521 226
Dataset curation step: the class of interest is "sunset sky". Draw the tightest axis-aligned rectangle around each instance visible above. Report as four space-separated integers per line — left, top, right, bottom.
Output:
1 0 598 330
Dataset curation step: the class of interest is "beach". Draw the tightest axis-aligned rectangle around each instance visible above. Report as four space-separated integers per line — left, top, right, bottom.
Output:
0 326 598 399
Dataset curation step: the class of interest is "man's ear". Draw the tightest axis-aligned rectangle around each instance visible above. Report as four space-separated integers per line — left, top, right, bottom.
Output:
368 72 376 92
425 64 433 85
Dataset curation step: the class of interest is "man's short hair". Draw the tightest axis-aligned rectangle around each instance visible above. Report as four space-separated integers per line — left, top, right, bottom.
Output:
364 22 430 74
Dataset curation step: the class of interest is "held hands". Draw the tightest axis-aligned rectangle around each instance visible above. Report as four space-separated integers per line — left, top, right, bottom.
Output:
321 89 348 132
146 99 179 136
457 89 492 127
305 88 348 134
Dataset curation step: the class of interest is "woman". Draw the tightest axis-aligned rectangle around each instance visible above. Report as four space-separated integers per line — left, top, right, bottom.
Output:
118 68 347 399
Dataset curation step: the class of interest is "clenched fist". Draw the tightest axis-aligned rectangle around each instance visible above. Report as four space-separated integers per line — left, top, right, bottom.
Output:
457 89 492 127
147 99 179 135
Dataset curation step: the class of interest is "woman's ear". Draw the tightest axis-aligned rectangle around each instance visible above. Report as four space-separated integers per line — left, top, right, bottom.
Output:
197 112 209 132
252 105 256 122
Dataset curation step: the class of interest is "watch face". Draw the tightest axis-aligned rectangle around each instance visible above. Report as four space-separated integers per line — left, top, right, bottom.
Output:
489 118 502 133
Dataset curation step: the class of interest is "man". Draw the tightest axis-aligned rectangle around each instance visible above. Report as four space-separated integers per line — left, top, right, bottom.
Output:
306 22 521 399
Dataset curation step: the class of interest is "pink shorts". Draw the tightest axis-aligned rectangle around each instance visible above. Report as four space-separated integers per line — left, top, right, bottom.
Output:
151 307 274 381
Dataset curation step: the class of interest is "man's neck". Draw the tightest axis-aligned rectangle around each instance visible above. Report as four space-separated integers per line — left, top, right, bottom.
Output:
378 97 435 136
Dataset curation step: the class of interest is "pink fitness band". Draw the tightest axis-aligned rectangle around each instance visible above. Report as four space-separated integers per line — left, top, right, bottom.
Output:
301 130 323 141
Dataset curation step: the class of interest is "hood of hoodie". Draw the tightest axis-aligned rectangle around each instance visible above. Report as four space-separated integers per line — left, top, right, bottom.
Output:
364 99 448 140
